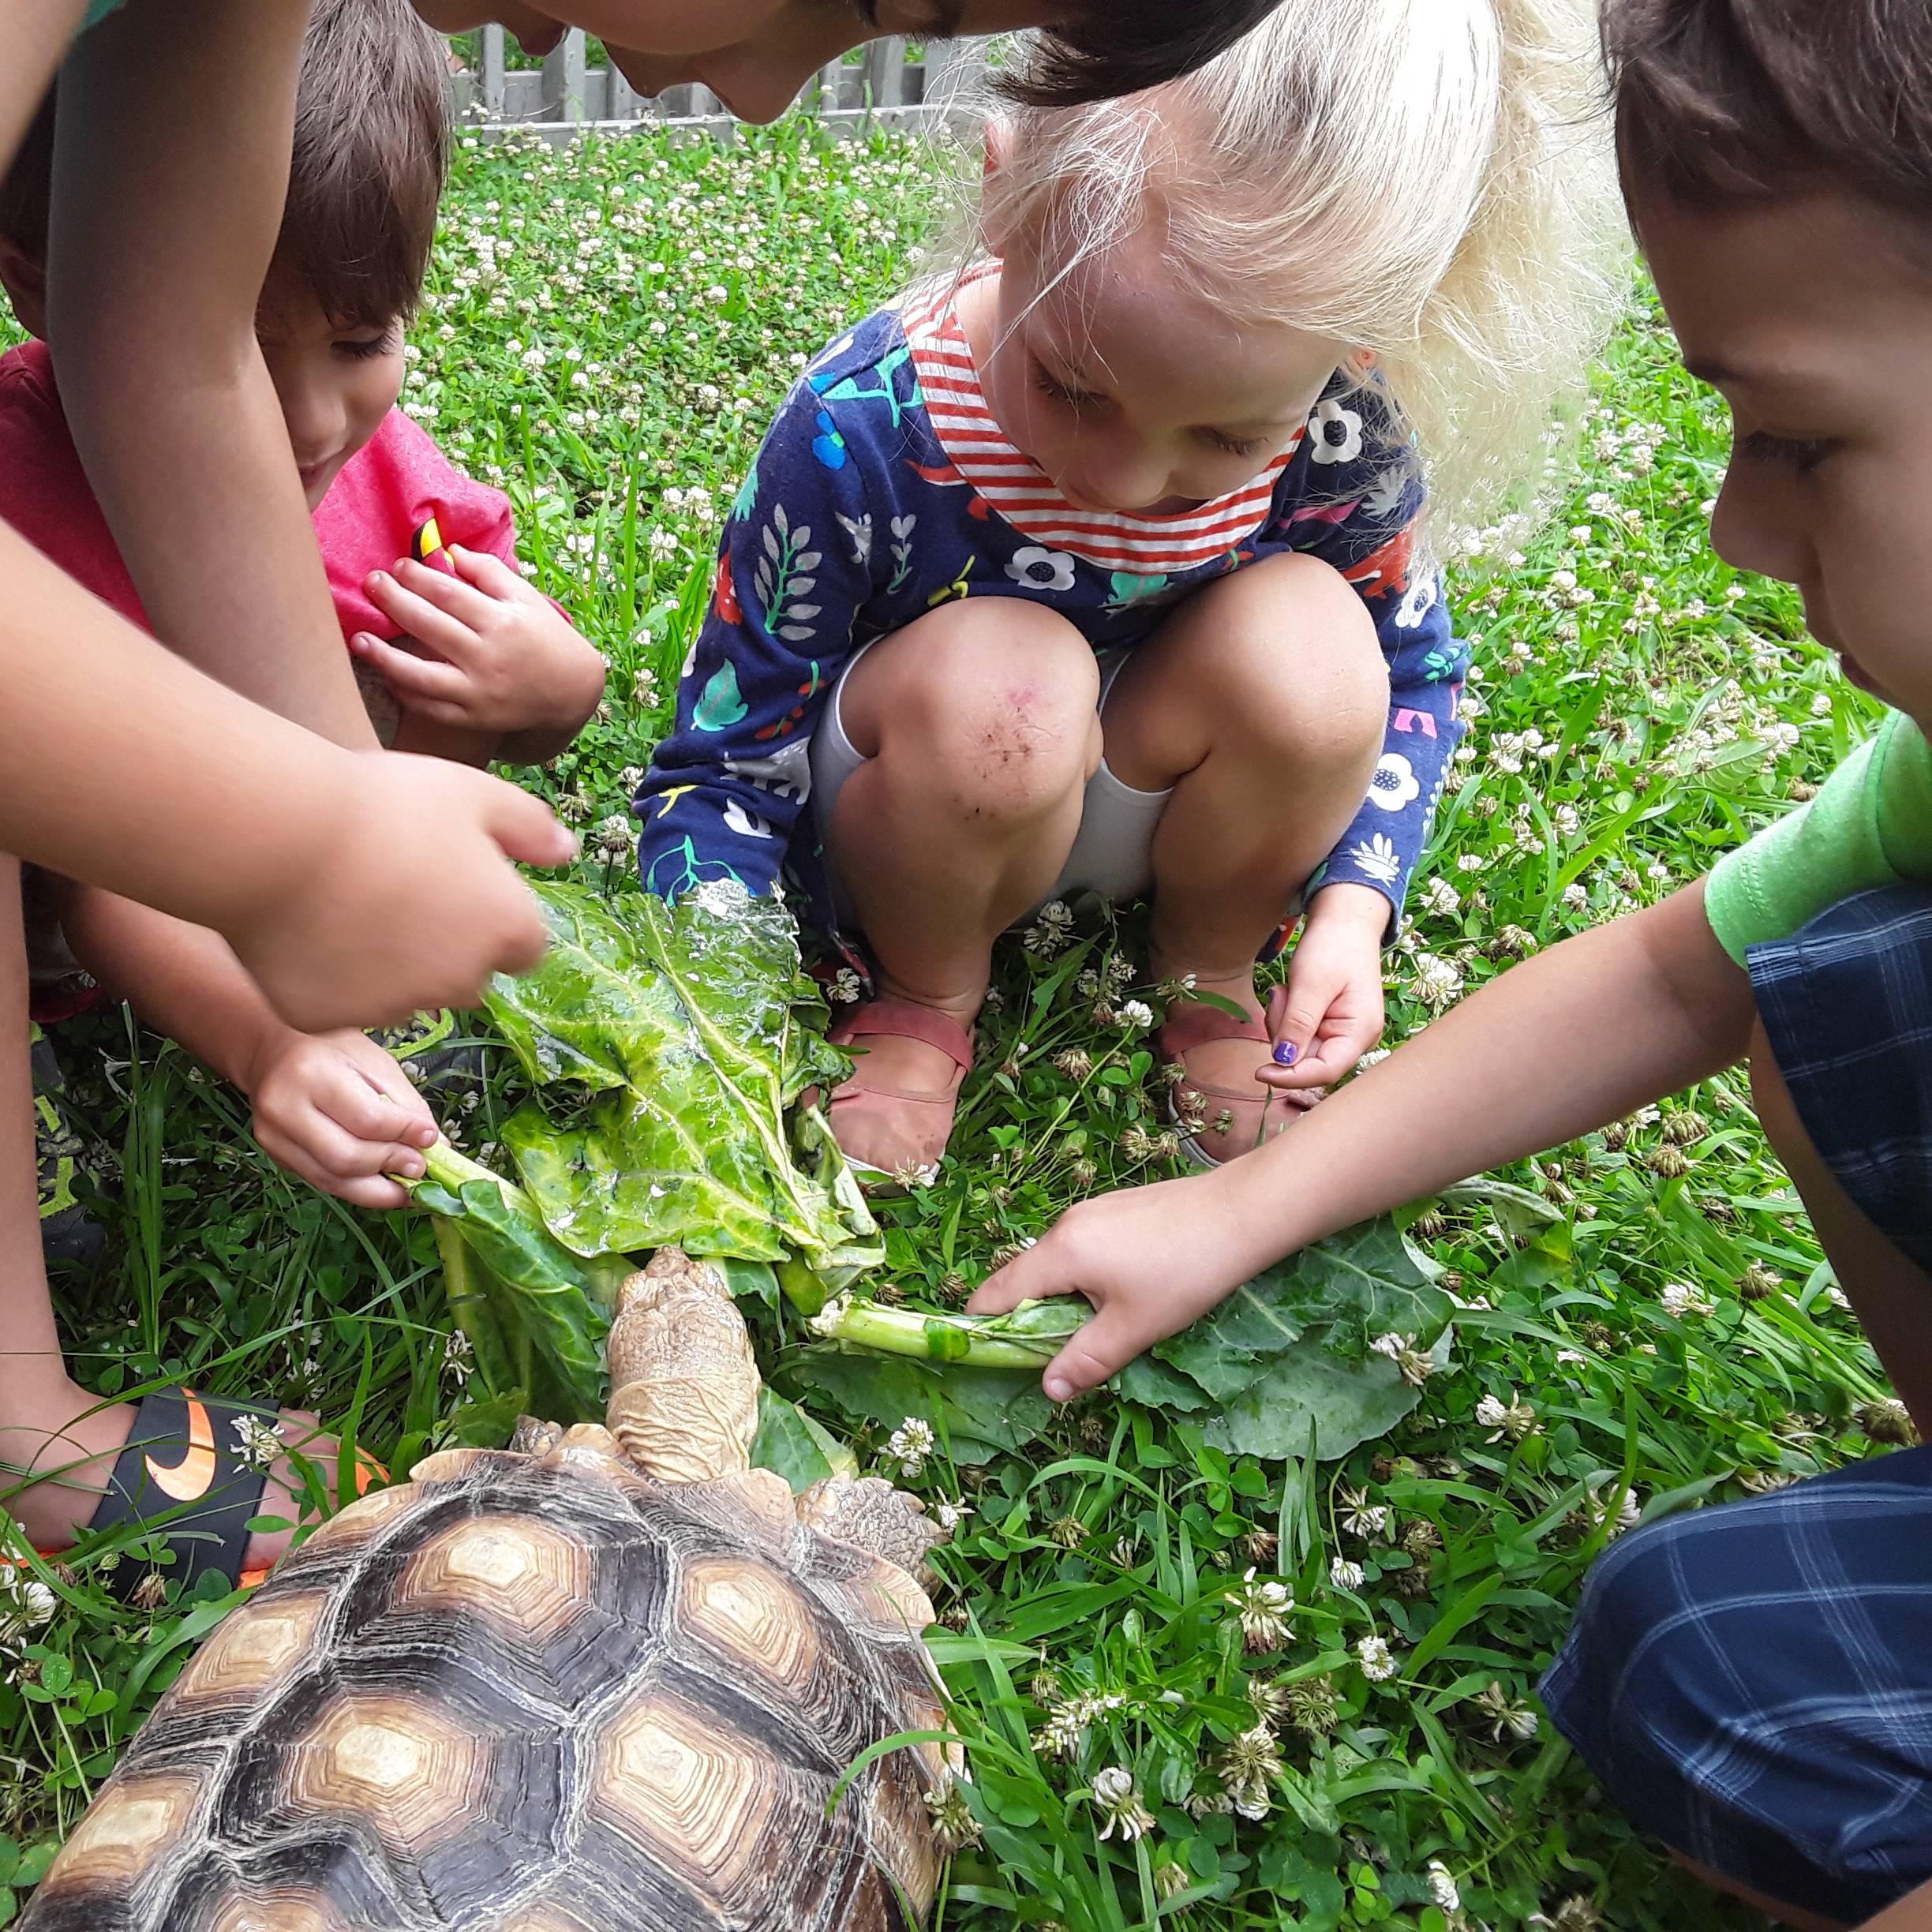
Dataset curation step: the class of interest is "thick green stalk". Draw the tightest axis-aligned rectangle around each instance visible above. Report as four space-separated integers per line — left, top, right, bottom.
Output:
809 1292 1088 1368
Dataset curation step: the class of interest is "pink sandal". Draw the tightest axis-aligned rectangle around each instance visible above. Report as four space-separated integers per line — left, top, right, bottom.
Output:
1158 1003 1305 1169
828 1000 975 1187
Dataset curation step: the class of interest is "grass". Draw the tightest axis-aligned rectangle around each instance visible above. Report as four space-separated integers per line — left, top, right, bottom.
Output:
5 119 1903 1929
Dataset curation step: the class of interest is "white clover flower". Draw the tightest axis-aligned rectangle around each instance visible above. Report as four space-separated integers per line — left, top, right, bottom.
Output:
1116 1000 1155 1031
1329 1557 1365 1591
886 1417 934 1478
1475 1679 1541 1740
1421 876 1460 919
1233 1568 1294 1651
443 1328 474 1386
647 526 681 560
230 1413 286 1475
593 814 634 861
1339 1485 1391 1540
828 967 863 1005
1357 1634 1400 1682
1476 1390 1538 1442
1553 803 1581 838
1661 1281 1713 1319
1410 955 1464 1011
1428 1863 1462 1914
1089 1765 1155 1841
934 1500 973 1534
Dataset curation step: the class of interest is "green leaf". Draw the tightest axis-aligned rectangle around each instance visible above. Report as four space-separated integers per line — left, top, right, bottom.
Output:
1203 1326 1443 1462
753 1387 858 1492
1150 1219 1448 1398
415 1146 608 1423
485 883 880 1282
782 1349 1056 1463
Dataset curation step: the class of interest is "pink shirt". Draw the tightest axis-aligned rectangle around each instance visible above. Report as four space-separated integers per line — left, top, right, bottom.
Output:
0 339 524 645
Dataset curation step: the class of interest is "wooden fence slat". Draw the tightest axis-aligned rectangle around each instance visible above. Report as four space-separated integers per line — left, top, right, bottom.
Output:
453 36 987 144
480 22 506 118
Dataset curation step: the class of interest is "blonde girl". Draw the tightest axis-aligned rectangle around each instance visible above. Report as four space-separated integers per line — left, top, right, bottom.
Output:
639 0 1623 1185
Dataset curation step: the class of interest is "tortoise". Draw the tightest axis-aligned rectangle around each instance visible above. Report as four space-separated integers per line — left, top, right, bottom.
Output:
24 1250 955 1931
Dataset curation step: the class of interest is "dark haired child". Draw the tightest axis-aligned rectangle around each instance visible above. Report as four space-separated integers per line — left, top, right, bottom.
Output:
973 2 1932 1922
0 0 604 1589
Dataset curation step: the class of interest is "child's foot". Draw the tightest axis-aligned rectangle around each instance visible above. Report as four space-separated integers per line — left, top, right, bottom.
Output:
1159 973 1314 1167
0 1380 355 1580
827 995 977 1185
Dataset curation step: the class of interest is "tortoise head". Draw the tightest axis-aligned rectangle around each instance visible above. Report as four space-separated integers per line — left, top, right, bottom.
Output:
604 1249 762 1485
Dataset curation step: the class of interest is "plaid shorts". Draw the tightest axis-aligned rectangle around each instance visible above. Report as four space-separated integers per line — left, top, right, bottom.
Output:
1541 1450 1932 1923
1749 885 1932 1272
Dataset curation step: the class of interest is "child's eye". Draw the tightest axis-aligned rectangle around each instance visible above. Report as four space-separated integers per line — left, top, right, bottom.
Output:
337 328 400 362
1204 429 1267 459
1034 364 1103 412
1738 430 1837 475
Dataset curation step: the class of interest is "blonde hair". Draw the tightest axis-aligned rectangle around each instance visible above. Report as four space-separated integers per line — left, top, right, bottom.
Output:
982 0 1630 539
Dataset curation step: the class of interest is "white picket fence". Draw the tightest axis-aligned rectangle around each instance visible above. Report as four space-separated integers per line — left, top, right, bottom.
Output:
448 28 992 144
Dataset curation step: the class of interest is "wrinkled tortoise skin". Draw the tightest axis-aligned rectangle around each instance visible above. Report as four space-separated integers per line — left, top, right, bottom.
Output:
23 1442 948 1931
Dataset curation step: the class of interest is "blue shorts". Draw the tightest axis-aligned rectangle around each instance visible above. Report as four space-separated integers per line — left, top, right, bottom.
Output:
1749 885 1932 1272
1541 1450 1932 1923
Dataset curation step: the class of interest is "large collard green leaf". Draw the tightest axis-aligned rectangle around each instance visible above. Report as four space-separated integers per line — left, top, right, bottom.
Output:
781 1349 1058 1465
485 882 879 1277
1202 1330 1450 1462
1145 1219 1449 1398
415 1158 610 1424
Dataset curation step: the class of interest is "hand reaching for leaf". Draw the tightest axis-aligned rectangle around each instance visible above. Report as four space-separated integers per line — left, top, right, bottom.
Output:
246 1028 440 1211
966 1166 1282 1402
350 545 607 762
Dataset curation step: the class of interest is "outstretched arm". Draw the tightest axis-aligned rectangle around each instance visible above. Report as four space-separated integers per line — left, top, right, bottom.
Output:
1 523 573 1032
50 0 373 745
971 883 1758 1399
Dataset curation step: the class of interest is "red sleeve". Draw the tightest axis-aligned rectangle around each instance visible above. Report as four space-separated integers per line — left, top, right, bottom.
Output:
0 341 151 631
317 409 533 641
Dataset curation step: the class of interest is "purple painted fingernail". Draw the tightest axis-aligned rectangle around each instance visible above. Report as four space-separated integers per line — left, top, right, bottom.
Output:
1274 1042 1297 1066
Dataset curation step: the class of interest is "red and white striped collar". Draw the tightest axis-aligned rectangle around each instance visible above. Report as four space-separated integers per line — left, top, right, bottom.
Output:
898 270 1300 578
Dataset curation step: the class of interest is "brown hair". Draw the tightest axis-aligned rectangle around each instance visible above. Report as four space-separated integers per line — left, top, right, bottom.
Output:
1604 0 1932 212
0 0 447 324
1012 0 1291 107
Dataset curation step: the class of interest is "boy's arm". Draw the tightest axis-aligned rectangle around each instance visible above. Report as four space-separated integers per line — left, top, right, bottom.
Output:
971 883 1758 1400
1 522 573 1032
50 0 374 747
62 886 440 1209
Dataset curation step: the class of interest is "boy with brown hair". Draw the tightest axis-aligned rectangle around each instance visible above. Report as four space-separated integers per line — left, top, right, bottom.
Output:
975 2 1932 1922
1 0 608 1217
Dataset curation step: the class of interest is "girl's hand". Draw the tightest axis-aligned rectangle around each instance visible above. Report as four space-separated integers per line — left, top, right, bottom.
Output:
1262 883 1389 1096
245 1028 440 1211
351 546 607 745
966 1166 1280 1402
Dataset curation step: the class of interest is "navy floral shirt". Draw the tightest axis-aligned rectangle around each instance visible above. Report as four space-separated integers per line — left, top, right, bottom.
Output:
637 279 1467 954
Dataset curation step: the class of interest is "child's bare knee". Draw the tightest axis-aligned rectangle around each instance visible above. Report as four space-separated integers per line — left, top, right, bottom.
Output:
869 603 1099 814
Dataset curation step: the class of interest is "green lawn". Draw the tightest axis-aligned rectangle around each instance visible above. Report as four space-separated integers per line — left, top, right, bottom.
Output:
5 122 1901 1930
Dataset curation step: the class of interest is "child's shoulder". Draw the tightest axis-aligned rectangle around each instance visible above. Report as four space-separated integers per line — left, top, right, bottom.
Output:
797 302 914 394
320 408 515 556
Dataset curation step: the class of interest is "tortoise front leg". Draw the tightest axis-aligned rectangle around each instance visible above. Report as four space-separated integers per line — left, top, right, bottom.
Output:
797 1476 949 1586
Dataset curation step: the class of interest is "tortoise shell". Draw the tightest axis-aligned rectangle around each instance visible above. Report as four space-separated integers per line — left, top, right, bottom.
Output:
24 1440 949 1931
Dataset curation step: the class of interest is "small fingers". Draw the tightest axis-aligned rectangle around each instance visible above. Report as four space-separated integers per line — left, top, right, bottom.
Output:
447 544 535 602
1041 1312 1141 1404
965 1240 1074 1315
253 1117 414 1210
363 571 483 660
350 631 472 704
391 556 500 630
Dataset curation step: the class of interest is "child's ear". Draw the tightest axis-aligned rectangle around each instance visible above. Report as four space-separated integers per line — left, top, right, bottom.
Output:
0 237 47 339
979 118 1017 261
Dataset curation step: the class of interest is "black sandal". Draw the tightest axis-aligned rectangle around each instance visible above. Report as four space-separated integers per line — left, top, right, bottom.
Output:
78 1387 282 1600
